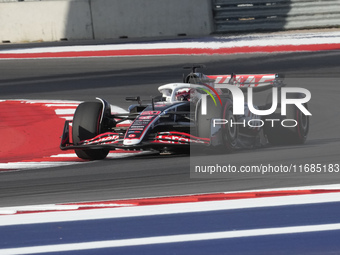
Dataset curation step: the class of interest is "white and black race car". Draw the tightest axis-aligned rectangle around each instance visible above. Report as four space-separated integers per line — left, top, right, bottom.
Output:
60 65 309 160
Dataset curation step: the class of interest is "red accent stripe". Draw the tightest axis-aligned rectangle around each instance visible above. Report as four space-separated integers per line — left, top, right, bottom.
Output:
7 189 340 215
116 123 131 127
219 77 228 84
161 131 210 141
80 189 340 206
1 44 340 59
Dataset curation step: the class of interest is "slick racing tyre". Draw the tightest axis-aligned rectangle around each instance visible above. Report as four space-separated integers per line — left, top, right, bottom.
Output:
72 102 109 160
264 93 309 145
196 96 238 153
196 96 221 139
221 98 239 152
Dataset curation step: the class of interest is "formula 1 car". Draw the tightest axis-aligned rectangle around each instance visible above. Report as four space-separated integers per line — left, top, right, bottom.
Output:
60 65 309 160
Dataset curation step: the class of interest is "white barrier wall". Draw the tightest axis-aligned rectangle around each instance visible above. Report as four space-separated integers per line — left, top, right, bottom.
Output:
90 0 213 39
0 0 213 43
212 0 340 33
0 0 93 43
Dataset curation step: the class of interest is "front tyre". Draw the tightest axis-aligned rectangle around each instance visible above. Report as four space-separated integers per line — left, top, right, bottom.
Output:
196 96 238 153
72 102 109 160
221 98 239 152
196 96 222 138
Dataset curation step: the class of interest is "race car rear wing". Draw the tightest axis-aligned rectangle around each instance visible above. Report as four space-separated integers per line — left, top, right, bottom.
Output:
183 65 284 90
207 73 283 88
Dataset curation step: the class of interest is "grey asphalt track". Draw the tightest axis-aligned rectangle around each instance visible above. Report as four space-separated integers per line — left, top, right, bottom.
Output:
0 51 339 207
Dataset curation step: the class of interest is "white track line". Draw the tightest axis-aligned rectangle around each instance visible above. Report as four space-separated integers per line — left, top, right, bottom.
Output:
1 222 340 254
1 31 340 54
0 151 154 170
54 109 76 115
0 161 82 170
1 192 340 226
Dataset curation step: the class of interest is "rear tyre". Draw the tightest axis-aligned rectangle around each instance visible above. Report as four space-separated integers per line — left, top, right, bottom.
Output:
264 93 309 145
72 102 109 160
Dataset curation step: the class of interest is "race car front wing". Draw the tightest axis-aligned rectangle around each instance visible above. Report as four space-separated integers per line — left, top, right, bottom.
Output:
60 120 214 151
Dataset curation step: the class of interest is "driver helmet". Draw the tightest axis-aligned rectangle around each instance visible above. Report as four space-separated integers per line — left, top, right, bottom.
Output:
175 88 192 101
